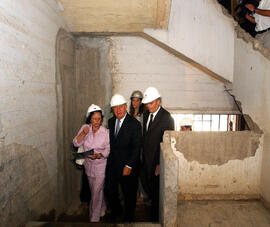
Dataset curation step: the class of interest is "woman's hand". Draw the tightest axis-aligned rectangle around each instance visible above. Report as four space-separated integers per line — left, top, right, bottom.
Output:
95 153 103 159
88 153 103 160
88 154 97 160
82 125 89 134
76 125 90 143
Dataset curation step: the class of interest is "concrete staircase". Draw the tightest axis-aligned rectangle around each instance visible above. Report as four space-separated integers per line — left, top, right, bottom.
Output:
25 200 160 227
25 222 159 227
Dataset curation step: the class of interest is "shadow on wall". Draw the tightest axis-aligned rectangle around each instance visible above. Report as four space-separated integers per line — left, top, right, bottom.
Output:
0 143 52 227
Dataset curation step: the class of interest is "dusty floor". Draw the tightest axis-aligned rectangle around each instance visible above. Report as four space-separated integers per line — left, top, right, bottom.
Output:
54 198 153 223
25 199 157 226
178 200 270 227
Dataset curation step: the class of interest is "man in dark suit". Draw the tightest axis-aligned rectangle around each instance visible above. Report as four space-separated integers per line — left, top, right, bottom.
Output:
140 87 174 222
105 94 142 222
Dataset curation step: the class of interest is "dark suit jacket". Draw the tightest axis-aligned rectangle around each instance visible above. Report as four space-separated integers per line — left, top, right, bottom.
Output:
107 113 142 178
142 106 174 179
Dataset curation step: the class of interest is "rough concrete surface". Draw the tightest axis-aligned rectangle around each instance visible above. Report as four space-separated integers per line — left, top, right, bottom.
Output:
233 35 270 206
55 33 114 218
144 0 235 82
109 36 236 112
175 131 261 165
178 200 270 227
56 28 81 214
0 144 52 226
160 132 179 227
165 131 262 200
235 25 270 61
75 37 112 125
0 1 66 226
25 222 160 227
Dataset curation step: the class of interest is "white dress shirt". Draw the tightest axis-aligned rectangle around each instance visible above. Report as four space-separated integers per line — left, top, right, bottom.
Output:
146 106 161 130
115 113 127 134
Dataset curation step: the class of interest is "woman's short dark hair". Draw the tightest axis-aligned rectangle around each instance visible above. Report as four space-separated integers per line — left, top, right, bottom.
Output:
85 110 103 124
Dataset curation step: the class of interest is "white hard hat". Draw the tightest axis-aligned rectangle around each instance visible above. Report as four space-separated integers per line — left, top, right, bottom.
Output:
142 87 161 104
180 117 193 126
110 94 127 107
86 104 102 117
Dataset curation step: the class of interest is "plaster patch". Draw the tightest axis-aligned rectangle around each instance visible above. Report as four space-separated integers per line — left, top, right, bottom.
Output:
174 139 262 199
175 131 261 165
165 131 262 200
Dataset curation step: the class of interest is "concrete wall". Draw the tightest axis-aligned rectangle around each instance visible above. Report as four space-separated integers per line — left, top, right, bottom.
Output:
56 34 113 213
56 29 79 213
165 131 262 200
0 0 67 226
75 37 112 124
142 0 270 207
144 0 235 82
110 36 236 112
160 132 178 227
233 37 270 207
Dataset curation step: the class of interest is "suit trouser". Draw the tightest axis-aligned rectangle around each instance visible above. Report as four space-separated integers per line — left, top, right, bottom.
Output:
151 175 159 222
140 167 160 221
106 173 139 221
88 176 106 222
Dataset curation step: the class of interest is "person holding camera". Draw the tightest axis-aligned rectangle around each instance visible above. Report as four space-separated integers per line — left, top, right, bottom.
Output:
73 104 110 222
245 0 270 49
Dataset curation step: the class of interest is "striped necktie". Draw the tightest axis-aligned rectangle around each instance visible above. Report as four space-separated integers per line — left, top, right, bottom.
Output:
115 119 120 137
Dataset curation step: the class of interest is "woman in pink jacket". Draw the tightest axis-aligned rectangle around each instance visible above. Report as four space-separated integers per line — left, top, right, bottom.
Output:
73 104 110 222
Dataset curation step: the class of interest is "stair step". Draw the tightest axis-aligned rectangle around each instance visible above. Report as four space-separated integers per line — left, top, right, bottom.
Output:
25 221 161 227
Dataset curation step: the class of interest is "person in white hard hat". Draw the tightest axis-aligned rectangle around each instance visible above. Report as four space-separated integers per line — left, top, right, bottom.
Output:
105 94 142 222
140 87 174 221
180 117 193 131
129 90 145 124
73 104 110 222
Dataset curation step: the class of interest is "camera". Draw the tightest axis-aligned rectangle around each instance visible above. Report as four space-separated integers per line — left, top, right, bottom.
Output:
234 0 260 37
235 0 259 20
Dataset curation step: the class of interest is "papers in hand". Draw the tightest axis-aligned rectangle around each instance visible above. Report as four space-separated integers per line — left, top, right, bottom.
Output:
73 149 94 159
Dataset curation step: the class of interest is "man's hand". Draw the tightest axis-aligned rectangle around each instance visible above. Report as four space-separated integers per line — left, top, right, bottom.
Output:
245 4 255 12
155 165 160 176
122 166 131 176
245 12 256 23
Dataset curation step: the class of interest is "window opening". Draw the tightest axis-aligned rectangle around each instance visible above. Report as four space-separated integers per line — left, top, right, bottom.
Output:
171 113 241 131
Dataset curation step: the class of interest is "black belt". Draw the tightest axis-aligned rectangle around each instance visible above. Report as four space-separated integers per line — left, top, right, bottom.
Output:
257 27 270 34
